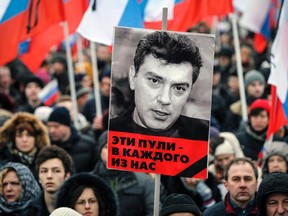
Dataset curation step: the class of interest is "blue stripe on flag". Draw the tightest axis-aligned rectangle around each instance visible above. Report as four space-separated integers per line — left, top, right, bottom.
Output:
0 0 29 24
41 85 59 102
283 92 288 118
118 0 144 28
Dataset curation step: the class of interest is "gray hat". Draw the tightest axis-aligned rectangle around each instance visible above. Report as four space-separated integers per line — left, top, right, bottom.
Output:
244 70 265 87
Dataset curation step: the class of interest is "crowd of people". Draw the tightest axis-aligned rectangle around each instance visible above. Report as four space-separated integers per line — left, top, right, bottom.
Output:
1 16 288 216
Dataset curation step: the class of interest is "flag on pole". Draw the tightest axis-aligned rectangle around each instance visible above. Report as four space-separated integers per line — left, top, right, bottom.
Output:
38 79 60 106
19 0 88 72
267 0 288 138
144 0 233 32
76 0 175 45
0 0 65 66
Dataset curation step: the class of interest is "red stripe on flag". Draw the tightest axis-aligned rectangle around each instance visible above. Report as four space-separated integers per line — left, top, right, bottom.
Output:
267 85 288 139
44 91 59 106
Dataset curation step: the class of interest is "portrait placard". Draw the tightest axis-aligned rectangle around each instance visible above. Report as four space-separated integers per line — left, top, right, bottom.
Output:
108 27 215 178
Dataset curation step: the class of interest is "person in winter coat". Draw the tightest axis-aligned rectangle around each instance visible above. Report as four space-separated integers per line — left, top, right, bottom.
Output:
235 99 270 161
92 130 155 216
203 158 259 216
22 145 73 216
56 173 118 216
47 106 97 172
0 162 41 215
257 172 288 216
261 141 288 179
0 112 50 180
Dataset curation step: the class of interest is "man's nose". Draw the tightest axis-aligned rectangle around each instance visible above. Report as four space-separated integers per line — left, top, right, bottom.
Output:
277 204 285 214
157 86 171 105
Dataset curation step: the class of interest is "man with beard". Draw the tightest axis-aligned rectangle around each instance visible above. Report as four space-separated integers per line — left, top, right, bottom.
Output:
204 158 259 216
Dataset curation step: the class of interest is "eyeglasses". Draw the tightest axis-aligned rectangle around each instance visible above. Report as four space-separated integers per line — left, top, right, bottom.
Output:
75 198 98 206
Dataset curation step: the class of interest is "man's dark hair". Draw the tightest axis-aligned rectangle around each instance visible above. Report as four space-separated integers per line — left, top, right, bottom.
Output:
133 31 203 84
224 157 258 180
35 145 73 175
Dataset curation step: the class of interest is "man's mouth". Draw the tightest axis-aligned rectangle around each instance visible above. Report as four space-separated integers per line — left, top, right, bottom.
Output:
152 110 170 120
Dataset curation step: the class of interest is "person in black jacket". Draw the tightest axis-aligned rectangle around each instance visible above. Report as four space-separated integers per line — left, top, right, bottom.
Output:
22 146 73 216
92 131 155 216
47 106 97 172
203 158 259 216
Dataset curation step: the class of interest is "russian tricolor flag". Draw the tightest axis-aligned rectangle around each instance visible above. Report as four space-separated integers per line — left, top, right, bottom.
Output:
267 0 288 139
76 0 175 45
38 79 60 106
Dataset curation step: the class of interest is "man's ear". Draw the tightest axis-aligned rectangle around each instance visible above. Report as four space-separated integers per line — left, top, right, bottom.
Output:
224 180 228 190
129 65 136 90
65 172 71 180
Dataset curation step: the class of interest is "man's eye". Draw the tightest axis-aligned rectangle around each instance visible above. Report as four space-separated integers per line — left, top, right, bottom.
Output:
175 86 186 92
148 77 159 84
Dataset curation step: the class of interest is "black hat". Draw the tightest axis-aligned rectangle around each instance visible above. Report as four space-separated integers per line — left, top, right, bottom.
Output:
24 75 45 89
218 46 233 58
160 193 202 216
257 172 288 215
48 107 71 127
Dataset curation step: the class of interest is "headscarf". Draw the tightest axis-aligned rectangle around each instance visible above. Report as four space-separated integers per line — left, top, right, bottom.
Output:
0 162 41 213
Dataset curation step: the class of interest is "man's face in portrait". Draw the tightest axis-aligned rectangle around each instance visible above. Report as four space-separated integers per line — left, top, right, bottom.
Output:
129 54 193 131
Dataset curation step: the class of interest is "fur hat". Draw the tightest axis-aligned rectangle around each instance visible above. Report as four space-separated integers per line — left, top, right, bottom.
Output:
244 70 265 87
160 193 202 216
50 207 81 216
262 141 288 178
0 112 50 152
48 107 71 127
56 173 118 216
257 172 288 215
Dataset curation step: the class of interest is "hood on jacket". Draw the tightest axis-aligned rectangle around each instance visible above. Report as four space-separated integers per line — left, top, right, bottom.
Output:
262 141 288 178
0 112 50 152
56 173 118 216
257 172 288 216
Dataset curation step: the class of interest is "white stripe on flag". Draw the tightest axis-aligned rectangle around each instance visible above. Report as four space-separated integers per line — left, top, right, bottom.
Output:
76 0 128 45
237 0 270 33
0 0 11 22
38 79 58 100
269 0 288 103
144 0 174 22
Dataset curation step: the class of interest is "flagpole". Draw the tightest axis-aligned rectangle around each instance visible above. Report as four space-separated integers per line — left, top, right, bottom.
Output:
230 13 248 122
76 33 85 73
153 7 168 216
62 21 80 129
90 42 102 117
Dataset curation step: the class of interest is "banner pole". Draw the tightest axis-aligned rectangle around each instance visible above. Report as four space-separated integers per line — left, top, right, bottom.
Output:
62 21 80 128
153 7 168 216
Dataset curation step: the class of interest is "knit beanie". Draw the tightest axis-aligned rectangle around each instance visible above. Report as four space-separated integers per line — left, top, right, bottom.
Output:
48 107 71 127
50 207 81 216
160 193 202 216
218 132 244 158
249 99 270 114
244 70 265 87
257 172 288 215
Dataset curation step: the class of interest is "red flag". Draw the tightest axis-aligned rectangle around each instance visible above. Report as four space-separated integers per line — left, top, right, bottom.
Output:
0 0 65 66
144 0 233 31
267 85 288 139
20 0 88 72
